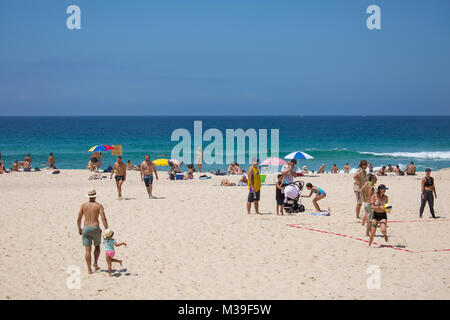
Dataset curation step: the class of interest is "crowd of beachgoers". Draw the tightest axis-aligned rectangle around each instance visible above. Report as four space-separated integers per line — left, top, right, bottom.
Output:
0 149 439 277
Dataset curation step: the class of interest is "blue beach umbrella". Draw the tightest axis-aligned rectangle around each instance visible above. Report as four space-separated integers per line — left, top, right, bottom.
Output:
284 151 314 160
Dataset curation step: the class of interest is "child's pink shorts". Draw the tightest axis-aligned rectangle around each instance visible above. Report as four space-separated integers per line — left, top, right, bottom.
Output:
105 251 115 258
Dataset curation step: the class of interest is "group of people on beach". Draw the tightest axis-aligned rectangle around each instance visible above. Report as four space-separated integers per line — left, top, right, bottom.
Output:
0 152 57 173
353 159 437 246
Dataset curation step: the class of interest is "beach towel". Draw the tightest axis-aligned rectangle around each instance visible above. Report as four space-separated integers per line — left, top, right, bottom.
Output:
305 211 331 216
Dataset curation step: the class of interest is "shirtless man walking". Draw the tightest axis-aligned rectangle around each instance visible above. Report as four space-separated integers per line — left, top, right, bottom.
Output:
140 154 158 198
77 189 109 274
110 156 127 200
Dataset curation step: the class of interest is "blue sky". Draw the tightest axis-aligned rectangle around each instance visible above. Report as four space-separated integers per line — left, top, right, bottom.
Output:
0 0 449 115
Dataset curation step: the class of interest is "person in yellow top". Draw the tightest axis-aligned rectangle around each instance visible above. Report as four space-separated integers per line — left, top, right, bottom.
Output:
247 158 261 215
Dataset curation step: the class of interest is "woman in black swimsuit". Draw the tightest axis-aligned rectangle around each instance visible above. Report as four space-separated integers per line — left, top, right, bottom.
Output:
369 184 389 247
420 168 437 219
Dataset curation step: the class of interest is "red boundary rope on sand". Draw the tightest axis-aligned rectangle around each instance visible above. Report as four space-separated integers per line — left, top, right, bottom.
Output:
286 223 450 253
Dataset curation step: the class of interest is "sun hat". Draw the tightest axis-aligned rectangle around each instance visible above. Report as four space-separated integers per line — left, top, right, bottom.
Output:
425 168 431 172
87 189 97 198
103 228 114 239
303 165 307 169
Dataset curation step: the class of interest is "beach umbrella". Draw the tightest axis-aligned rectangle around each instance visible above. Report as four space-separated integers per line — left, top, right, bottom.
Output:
284 151 314 160
88 145 115 152
153 158 169 166
261 157 287 166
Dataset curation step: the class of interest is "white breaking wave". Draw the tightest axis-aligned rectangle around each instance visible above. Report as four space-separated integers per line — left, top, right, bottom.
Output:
359 151 450 160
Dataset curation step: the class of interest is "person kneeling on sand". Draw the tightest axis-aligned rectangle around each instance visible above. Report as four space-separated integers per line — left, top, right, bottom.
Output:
103 229 127 277
77 189 109 274
301 183 326 212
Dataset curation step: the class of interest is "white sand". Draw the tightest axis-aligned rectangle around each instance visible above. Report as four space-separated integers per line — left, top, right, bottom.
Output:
1 169 450 299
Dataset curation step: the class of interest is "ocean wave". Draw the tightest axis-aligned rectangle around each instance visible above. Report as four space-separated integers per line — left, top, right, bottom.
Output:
359 151 450 160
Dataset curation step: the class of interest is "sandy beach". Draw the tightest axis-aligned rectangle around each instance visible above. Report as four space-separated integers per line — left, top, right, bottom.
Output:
1 169 450 300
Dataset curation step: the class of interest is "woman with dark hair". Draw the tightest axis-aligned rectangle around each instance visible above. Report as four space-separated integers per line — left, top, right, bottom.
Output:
301 183 326 212
369 184 390 247
420 168 437 219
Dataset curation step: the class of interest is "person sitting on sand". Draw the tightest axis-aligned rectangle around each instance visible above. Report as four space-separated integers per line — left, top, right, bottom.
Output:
126 160 134 170
24 153 32 165
405 161 416 175
110 156 127 200
330 164 340 173
90 152 101 172
301 165 308 174
276 174 285 215
0 152 3 174
12 160 19 172
301 183 326 212
343 162 351 173
387 164 394 173
77 189 109 274
220 178 236 186
47 152 56 169
238 173 248 186
233 163 243 174
376 166 386 176
103 229 127 278
227 162 236 174
184 164 194 180
368 185 390 247
317 164 326 174
360 174 377 236
395 165 404 176
20 160 32 172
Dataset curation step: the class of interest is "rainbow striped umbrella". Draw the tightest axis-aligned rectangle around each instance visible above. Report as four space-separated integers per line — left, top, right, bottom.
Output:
88 145 115 152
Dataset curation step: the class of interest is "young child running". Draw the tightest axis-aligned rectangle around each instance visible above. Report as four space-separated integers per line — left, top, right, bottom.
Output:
301 183 326 212
275 174 285 215
103 229 127 277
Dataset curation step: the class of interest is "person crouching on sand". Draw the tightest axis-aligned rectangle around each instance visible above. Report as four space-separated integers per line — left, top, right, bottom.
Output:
301 183 326 212
103 229 127 277
369 184 390 247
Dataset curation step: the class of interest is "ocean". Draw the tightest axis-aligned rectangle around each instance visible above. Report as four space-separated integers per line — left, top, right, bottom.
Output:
1 116 449 172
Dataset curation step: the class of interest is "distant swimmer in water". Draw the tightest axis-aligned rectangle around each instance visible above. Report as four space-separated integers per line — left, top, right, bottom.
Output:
301 183 326 212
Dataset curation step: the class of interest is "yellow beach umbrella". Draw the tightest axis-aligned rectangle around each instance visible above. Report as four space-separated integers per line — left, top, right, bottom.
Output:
153 158 169 166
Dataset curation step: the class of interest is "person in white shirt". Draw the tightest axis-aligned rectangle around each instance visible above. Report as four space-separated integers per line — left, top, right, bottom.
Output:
281 159 297 184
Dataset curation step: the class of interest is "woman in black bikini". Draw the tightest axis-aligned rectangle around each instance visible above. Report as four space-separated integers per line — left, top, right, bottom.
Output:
369 184 389 247
420 168 437 219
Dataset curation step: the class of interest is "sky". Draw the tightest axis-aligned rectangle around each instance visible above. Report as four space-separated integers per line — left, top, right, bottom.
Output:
0 0 449 115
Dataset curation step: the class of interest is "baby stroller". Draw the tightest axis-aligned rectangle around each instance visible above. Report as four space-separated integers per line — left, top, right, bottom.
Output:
283 181 305 213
